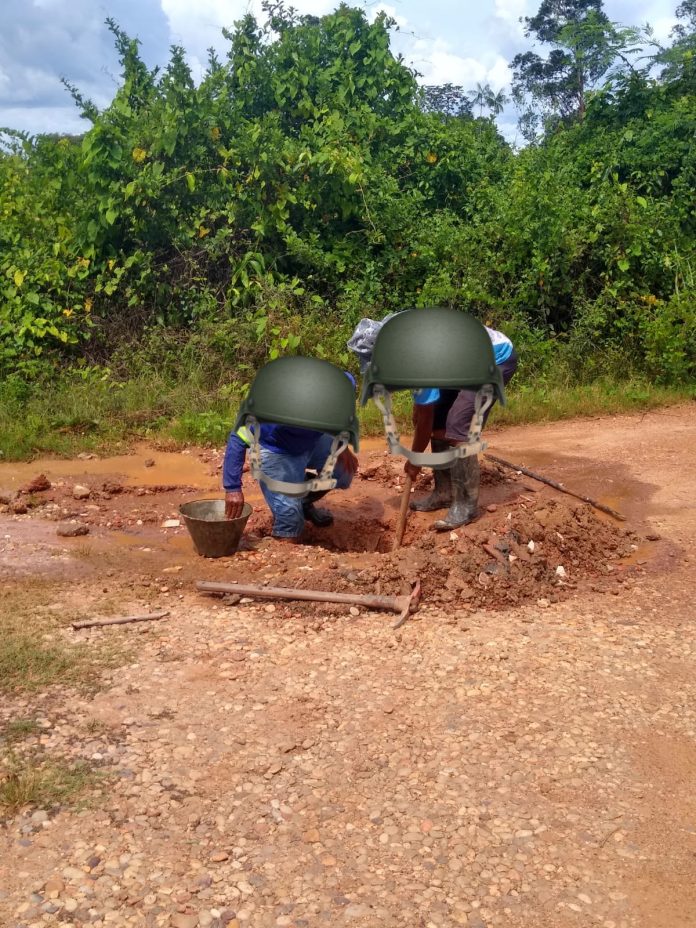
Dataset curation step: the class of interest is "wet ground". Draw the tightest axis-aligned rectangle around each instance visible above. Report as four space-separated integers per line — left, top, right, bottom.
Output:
0 438 647 610
1 405 695 928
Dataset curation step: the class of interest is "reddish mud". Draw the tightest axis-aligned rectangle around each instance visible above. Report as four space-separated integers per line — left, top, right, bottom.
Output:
0 446 647 614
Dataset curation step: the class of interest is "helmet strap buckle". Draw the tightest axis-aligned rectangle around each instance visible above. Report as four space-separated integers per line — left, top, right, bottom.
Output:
373 385 491 467
245 417 348 497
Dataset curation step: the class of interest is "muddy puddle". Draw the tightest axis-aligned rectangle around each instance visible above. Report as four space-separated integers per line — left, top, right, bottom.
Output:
489 445 657 522
0 444 219 491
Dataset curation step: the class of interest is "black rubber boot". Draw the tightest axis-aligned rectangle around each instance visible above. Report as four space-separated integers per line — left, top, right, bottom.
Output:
302 490 334 527
410 440 453 511
433 455 480 530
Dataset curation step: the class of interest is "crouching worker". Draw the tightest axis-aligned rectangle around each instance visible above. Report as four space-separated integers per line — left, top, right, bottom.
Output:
223 357 359 543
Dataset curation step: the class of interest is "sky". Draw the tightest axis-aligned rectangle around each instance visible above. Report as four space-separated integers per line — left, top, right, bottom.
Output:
0 0 680 144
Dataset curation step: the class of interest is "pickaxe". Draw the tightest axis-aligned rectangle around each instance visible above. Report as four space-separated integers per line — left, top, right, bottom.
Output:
195 579 421 629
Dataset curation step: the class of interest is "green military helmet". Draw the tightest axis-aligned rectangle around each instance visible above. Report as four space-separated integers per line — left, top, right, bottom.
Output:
360 307 506 407
235 356 359 450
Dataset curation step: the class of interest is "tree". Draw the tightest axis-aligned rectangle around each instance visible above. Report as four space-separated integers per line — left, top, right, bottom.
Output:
468 83 508 119
673 0 696 38
421 84 473 119
487 87 508 116
470 82 490 118
512 0 643 137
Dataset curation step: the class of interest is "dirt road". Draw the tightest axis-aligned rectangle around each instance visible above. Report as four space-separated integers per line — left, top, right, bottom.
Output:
1 405 695 928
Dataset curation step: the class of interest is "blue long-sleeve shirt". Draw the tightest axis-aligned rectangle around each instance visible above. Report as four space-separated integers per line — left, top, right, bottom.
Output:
222 424 322 492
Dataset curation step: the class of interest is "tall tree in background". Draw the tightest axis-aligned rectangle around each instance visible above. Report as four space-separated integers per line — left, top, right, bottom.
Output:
512 0 642 138
421 84 473 119
673 0 696 37
656 0 696 82
468 83 508 118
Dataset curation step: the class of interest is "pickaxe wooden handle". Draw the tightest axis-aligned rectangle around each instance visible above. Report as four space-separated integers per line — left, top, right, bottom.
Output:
196 579 421 629
393 474 413 551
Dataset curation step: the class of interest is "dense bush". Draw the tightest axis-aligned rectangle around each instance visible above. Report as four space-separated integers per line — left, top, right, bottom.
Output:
1 1 695 388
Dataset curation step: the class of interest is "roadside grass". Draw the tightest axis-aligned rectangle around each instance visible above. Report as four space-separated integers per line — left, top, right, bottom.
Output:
0 586 124 694
0 589 122 815
0 371 693 461
0 753 99 814
488 377 696 428
1 719 40 743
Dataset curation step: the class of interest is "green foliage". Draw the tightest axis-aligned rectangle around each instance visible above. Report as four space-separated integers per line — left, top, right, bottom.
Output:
0 0 694 406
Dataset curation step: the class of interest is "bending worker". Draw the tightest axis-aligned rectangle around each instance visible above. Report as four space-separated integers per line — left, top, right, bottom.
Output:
223 358 359 542
349 310 517 530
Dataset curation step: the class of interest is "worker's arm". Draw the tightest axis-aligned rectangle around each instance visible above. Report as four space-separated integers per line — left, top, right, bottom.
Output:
404 403 435 480
222 431 247 519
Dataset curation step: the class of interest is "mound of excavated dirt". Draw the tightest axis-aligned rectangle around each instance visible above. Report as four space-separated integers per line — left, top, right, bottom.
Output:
260 496 638 613
236 453 638 612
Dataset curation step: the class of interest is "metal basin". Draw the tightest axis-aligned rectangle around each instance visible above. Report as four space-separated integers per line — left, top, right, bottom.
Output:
179 499 252 558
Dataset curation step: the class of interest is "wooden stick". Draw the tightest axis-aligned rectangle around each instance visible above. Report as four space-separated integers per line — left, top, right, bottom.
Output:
196 580 410 614
72 610 170 630
393 475 413 551
484 453 626 521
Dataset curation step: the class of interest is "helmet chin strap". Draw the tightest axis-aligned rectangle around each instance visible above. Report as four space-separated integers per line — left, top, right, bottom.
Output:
373 385 494 467
245 418 350 497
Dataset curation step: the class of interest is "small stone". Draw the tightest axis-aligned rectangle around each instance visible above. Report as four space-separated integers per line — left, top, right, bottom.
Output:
57 522 89 537
345 904 371 918
72 484 91 500
43 877 64 895
646 533 661 541
527 540 536 553
382 701 396 714
210 851 229 863
486 504 498 513
144 458 156 468
162 519 181 528
303 829 320 843
31 810 49 823
21 474 51 494
537 598 550 608
320 854 337 867
171 916 199 928
555 565 567 578
349 607 360 616
264 604 276 614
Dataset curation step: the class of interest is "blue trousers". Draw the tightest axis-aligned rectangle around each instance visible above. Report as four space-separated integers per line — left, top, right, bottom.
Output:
259 433 353 538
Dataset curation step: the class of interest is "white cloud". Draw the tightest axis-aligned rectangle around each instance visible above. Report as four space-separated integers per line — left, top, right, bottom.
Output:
160 0 336 57
367 3 409 28
406 35 511 93
494 0 528 38
0 105 87 136
649 15 678 41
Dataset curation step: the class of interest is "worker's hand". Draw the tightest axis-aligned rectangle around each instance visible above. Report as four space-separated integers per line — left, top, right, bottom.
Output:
225 490 245 520
404 461 421 481
339 447 359 478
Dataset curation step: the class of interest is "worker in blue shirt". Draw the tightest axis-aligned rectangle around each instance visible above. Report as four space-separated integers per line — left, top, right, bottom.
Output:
222 379 359 542
348 317 517 528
